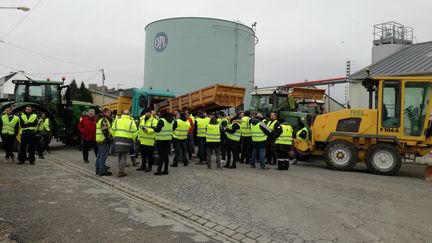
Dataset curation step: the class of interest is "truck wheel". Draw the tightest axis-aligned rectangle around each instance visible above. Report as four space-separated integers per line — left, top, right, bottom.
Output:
365 144 401 175
324 140 357 171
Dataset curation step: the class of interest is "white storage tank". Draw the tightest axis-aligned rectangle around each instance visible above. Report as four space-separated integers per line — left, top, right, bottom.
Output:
144 17 256 109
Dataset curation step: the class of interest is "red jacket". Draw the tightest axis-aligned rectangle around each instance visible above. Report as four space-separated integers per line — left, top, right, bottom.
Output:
78 116 97 141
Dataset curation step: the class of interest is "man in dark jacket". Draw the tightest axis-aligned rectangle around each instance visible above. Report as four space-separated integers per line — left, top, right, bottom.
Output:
18 105 38 165
78 109 98 163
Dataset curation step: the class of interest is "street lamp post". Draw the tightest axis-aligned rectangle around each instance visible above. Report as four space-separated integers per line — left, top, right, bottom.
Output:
0 6 30 12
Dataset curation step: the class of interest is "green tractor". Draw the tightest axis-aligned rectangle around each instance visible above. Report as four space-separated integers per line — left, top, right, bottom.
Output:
0 79 100 145
249 86 327 129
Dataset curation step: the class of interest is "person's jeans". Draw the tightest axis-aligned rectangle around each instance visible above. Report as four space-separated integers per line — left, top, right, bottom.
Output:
197 137 207 162
109 142 116 155
226 139 240 167
206 145 221 167
140 144 154 170
220 136 226 160
19 133 36 163
95 143 110 175
82 140 98 162
251 142 266 168
1 134 15 159
240 136 252 163
117 152 128 173
173 138 189 166
186 134 195 157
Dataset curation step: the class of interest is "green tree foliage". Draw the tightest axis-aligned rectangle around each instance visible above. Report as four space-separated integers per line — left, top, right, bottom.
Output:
69 79 93 103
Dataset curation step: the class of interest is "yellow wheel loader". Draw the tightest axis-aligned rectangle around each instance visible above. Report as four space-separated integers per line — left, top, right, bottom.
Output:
295 76 432 175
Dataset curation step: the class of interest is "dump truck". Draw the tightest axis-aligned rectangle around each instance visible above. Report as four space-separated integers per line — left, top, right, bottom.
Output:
0 79 100 145
295 76 432 176
102 88 175 117
154 84 246 113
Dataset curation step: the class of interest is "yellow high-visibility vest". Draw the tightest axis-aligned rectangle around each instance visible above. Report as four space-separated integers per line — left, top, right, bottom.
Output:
138 116 158 146
173 119 190 140
226 123 241 142
240 116 251 137
155 118 173 141
1 114 19 135
20 113 38 131
206 124 220 143
267 120 277 132
251 122 267 142
96 117 111 142
275 124 293 145
196 117 210 138
112 115 137 139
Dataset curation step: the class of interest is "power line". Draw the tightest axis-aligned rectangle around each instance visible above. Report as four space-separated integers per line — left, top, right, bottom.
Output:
0 40 97 69
0 0 43 40
30 70 99 75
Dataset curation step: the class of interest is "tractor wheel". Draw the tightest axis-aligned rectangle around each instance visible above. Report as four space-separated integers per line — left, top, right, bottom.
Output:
324 140 358 171
365 143 401 175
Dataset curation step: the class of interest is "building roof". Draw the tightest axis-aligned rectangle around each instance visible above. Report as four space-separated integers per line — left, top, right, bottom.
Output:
350 41 432 80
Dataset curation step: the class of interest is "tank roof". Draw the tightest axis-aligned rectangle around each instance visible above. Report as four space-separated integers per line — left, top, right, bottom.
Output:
145 17 255 33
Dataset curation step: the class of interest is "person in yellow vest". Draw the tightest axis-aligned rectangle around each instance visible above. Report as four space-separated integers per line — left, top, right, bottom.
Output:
240 110 253 164
18 105 38 165
137 108 158 172
224 113 242 169
112 109 138 177
36 112 51 159
266 111 279 165
171 112 191 167
195 111 210 164
0 106 19 163
153 109 174 175
250 113 272 169
217 111 228 163
95 108 113 176
206 116 222 169
274 119 294 170
182 107 195 160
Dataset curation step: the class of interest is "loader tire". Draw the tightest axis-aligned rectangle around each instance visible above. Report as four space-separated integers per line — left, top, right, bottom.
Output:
365 143 401 175
324 140 357 171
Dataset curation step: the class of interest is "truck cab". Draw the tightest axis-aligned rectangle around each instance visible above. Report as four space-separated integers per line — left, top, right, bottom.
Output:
130 88 175 117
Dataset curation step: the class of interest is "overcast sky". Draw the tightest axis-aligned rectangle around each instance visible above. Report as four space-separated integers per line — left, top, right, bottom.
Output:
1 0 431 101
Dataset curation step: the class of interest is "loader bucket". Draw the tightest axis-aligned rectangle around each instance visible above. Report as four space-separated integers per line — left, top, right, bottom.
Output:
426 166 432 181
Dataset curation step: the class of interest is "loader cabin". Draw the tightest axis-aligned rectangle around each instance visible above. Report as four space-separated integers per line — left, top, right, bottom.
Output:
364 77 432 140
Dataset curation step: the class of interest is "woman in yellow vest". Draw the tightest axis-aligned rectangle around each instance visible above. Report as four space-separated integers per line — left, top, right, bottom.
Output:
195 111 210 164
274 119 294 170
172 112 191 167
250 113 272 170
206 116 222 169
153 109 174 175
136 108 158 172
224 113 242 169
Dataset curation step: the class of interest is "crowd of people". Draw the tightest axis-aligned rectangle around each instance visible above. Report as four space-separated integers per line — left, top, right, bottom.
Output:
0 105 51 165
76 107 310 177
0 104 309 177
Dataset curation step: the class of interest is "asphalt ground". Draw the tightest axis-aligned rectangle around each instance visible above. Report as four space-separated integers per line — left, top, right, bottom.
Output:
1 142 431 243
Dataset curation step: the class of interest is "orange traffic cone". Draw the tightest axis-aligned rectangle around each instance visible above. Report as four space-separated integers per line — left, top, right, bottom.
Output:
426 166 432 182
